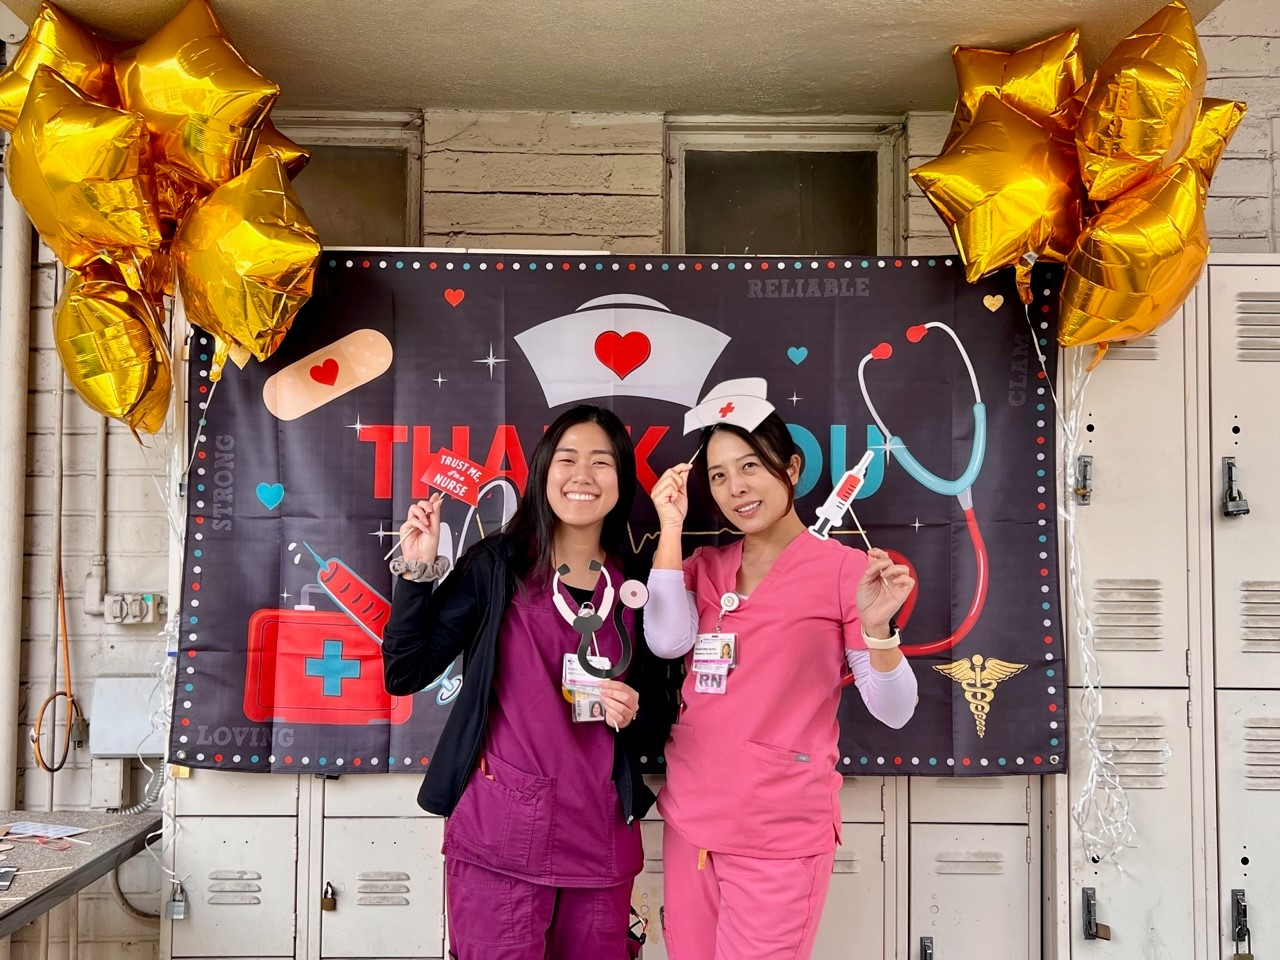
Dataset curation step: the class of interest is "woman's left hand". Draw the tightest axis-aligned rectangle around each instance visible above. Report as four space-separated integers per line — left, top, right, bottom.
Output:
598 680 640 730
857 547 915 629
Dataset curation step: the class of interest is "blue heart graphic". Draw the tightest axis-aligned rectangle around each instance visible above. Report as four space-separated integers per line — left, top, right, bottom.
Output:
256 482 285 510
787 346 809 365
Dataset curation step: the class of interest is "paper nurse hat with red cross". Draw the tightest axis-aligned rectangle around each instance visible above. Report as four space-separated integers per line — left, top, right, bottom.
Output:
683 378 775 435
514 294 731 408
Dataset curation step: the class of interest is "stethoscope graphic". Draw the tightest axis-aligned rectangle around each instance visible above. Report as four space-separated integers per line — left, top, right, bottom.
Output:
552 561 649 679
857 321 989 657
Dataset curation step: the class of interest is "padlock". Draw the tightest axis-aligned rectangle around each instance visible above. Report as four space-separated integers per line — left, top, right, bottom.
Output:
164 883 187 920
321 881 337 911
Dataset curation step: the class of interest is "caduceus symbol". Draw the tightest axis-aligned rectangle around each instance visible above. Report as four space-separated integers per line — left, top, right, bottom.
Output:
933 654 1028 738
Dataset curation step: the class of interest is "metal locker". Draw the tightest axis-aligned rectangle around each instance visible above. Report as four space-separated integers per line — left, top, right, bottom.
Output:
323 773 429 817
909 823 1031 960
1067 311 1192 688
170 815 299 958
812 822 886 960
319 816 445 958
1217 690 1279 959
173 770 300 817
1067 688 1195 958
909 777 1030 825
838 777 886 822
632 821 668 960
1208 264 1280 689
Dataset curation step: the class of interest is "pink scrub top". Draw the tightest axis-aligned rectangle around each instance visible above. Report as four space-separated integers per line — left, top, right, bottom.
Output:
657 532 868 858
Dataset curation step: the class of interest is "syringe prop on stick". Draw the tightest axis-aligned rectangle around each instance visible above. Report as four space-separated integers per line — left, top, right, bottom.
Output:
809 450 875 543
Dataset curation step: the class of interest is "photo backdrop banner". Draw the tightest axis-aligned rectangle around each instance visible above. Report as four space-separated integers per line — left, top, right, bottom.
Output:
171 250 1066 777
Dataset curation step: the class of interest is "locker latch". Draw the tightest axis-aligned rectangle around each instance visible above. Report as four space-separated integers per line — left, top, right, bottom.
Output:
321 882 337 911
1082 887 1111 941
920 935 934 960
1222 457 1251 517
1232 889 1250 947
1074 455 1092 505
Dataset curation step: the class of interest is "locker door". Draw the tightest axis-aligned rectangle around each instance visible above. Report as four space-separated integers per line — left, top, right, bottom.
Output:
319 817 445 958
1208 265 1280 689
1067 689 1194 958
909 777 1030 825
909 824 1031 960
323 773 427 817
812 823 886 960
173 770 300 816
171 816 298 958
1067 314 1192 687
1217 690 1280 959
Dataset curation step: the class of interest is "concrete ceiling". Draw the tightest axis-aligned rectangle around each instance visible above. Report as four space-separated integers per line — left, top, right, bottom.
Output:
2 0 1225 115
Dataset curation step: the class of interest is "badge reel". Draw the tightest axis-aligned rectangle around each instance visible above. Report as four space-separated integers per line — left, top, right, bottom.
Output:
693 592 738 695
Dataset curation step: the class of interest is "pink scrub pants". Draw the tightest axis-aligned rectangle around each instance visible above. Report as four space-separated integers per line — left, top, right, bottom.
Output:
661 823 835 960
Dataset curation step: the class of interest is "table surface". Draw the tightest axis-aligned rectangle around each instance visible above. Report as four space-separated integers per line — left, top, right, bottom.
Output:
0 810 163 938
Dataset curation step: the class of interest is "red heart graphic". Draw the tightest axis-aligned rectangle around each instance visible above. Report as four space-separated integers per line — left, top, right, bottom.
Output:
309 358 339 386
444 289 465 307
594 331 651 381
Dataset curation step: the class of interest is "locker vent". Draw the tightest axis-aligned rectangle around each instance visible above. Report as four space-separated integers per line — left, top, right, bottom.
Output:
1107 332 1160 360
1239 582 1280 652
1235 292 1280 361
205 869 263 905
1096 716 1169 789
933 851 1004 875
1092 579 1164 651
356 870 411 906
832 851 863 875
1244 718 1280 791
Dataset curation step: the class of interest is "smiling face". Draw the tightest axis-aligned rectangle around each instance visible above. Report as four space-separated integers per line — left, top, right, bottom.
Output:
545 421 620 532
706 428 800 535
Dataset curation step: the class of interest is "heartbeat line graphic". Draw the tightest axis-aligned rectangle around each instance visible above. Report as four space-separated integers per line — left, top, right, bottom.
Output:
623 523 869 554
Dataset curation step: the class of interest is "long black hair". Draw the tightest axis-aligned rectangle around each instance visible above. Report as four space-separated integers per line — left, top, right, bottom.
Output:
696 411 802 521
503 404 637 584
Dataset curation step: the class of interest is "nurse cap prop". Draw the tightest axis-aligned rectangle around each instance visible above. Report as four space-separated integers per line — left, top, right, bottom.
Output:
683 378 775 435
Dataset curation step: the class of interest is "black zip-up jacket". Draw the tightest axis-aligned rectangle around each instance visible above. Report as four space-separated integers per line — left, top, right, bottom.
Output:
382 532 681 823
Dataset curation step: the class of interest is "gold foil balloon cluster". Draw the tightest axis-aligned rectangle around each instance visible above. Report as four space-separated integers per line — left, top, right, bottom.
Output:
0 0 319 433
911 1 1245 364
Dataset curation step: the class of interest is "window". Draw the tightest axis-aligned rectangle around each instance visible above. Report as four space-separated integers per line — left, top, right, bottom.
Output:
273 111 422 247
666 118 903 256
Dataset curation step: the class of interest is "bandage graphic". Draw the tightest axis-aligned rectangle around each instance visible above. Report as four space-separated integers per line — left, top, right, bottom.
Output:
263 328 393 420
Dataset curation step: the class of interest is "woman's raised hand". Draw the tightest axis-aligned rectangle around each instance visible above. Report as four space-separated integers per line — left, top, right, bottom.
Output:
857 547 915 630
651 464 691 530
399 493 444 563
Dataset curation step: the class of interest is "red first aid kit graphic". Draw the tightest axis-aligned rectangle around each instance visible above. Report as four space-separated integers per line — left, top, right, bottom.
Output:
244 607 412 725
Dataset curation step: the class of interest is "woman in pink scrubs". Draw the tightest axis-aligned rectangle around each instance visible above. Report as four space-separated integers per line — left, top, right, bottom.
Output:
645 411 918 960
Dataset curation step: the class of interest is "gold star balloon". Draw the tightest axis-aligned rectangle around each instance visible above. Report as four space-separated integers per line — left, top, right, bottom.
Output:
1060 96 1245 354
1076 0 1206 201
174 156 320 366
6 66 162 286
0 0 116 132
115 0 279 191
55 267 171 435
254 120 311 180
912 94 1083 297
947 27 1084 146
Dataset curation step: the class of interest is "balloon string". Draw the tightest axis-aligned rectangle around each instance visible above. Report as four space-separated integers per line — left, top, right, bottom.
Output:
1024 304 1135 867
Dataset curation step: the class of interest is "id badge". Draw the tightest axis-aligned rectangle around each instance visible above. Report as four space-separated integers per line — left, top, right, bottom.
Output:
693 670 728 695
563 652 611 690
572 687 608 722
693 633 735 669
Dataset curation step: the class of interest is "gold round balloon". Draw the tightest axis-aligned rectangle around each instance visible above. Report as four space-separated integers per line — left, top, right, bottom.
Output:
174 156 320 365
912 94 1083 288
1076 0 1206 201
115 0 279 191
947 28 1084 146
1058 161 1208 349
254 120 311 180
0 0 116 132
55 270 171 434
7 66 162 284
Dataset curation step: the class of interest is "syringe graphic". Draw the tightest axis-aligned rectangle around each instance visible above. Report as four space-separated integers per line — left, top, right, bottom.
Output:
302 542 391 643
809 450 875 541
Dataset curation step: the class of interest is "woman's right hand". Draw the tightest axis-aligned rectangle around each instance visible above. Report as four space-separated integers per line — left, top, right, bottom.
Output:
651 464 691 529
399 493 444 562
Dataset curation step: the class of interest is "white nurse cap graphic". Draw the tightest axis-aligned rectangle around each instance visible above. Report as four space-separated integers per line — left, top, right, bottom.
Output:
514 294 730 408
683 378 775 434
